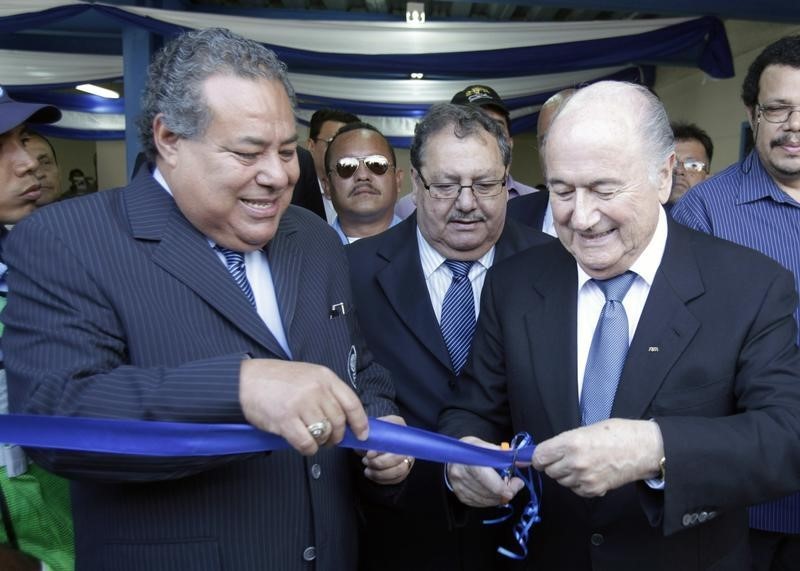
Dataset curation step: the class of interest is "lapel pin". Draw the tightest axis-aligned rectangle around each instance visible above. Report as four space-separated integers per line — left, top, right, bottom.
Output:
330 302 346 319
648 346 659 352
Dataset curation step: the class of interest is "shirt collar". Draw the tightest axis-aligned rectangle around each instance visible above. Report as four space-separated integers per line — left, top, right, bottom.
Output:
153 167 172 196
737 152 800 206
577 206 668 290
416 225 495 280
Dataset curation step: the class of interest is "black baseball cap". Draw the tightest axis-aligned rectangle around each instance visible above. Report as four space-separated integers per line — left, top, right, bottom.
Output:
0 85 61 135
450 85 509 117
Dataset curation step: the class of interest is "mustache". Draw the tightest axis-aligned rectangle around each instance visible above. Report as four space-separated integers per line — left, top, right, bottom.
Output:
770 135 800 148
347 183 380 197
448 212 486 223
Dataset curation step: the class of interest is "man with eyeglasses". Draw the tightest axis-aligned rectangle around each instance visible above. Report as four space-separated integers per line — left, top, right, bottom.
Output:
395 84 538 220
667 122 713 209
321 122 402 244
672 35 800 571
348 103 551 570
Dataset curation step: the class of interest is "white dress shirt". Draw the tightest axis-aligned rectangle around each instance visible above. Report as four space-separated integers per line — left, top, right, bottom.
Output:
575 208 668 399
416 227 495 322
319 178 338 225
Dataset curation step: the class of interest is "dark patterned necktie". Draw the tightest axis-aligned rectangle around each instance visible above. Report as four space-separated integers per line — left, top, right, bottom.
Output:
580 271 637 425
216 246 257 309
440 260 476 374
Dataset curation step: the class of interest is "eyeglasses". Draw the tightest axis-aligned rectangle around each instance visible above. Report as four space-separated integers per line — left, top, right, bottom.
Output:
331 155 392 179
673 159 708 173
757 103 800 124
417 171 506 200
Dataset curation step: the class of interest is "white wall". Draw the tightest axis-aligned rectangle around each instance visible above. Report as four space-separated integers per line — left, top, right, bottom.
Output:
96 140 127 190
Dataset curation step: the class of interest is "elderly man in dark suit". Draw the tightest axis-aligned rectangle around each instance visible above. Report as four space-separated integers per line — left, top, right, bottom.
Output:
439 81 800 570
348 103 551 570
4 28 405 571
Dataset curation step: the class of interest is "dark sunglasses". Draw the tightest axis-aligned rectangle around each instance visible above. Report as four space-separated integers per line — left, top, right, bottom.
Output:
331 155 392 179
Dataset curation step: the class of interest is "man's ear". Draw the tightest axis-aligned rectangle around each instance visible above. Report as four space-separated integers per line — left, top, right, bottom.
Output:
410 168 423 198
657 153 676 205
746 105 758 132
152 114 182 168
321 175 332 199
394 168 405 198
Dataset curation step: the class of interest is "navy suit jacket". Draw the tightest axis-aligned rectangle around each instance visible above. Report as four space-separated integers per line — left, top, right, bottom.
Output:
506 190 549 231
290 146 326 220
347 215 551 570
439 219 800 570
4 172 396 571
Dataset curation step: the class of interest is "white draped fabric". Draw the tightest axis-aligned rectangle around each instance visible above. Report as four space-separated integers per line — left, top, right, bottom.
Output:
0 1 694 55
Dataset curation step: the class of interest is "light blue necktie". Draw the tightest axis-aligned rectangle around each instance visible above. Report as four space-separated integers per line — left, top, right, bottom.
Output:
580 271 637 426
216 246 257 309
441 260 476 375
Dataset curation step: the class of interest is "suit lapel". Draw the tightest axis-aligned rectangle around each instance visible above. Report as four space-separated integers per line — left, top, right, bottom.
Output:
265 210 302 341
124 174 290 358
524 243 582 435
612 222 704 419
376 218 453 371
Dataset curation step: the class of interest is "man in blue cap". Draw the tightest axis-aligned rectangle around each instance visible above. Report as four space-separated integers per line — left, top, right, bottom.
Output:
0 86 72 571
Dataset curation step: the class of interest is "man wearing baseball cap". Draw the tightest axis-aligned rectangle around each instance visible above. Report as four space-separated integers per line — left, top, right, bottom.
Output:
0 86 73 571
395 84 538 218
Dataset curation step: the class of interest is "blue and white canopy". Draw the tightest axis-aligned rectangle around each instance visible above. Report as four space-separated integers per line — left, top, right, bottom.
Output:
0 1 733 146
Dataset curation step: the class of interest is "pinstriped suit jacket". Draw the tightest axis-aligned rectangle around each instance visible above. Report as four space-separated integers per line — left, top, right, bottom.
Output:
4 172 396 571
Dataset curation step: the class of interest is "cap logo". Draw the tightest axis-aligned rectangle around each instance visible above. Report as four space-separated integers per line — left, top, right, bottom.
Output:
465 86 490 98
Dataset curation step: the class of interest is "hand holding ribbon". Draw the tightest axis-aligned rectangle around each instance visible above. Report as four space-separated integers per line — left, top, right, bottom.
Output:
360 414 414 485
446 436 526 507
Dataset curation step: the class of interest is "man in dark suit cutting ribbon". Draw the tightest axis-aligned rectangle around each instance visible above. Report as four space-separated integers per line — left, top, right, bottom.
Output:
4 28 406 571
440 81 800 570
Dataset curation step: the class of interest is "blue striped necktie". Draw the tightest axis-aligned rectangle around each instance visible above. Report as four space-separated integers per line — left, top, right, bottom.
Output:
441 260 475 375
216 246 257 309
580 271 637 426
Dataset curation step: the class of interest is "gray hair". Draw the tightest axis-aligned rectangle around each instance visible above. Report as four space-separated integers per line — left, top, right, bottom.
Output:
410 103 512 172
549 81 674 184
137 28 295 163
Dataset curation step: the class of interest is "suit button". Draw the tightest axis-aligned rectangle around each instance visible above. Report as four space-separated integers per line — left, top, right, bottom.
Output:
310 463 322 480
590 533 604 546
302 546 316 561
682 514 692 527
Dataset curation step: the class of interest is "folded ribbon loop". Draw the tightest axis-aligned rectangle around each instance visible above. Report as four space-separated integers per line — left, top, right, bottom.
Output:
482 432 542 560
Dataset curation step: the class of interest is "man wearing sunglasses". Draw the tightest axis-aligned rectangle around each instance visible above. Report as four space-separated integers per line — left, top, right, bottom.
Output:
322 122 402 244
348 103 551 571
667 122 713 208
672 35 800 571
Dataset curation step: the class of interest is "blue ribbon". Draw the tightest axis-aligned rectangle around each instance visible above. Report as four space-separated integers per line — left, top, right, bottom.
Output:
0 414 534 468
1 414 541 558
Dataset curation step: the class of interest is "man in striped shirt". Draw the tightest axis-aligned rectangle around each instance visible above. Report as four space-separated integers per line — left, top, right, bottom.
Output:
672 35 800 571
